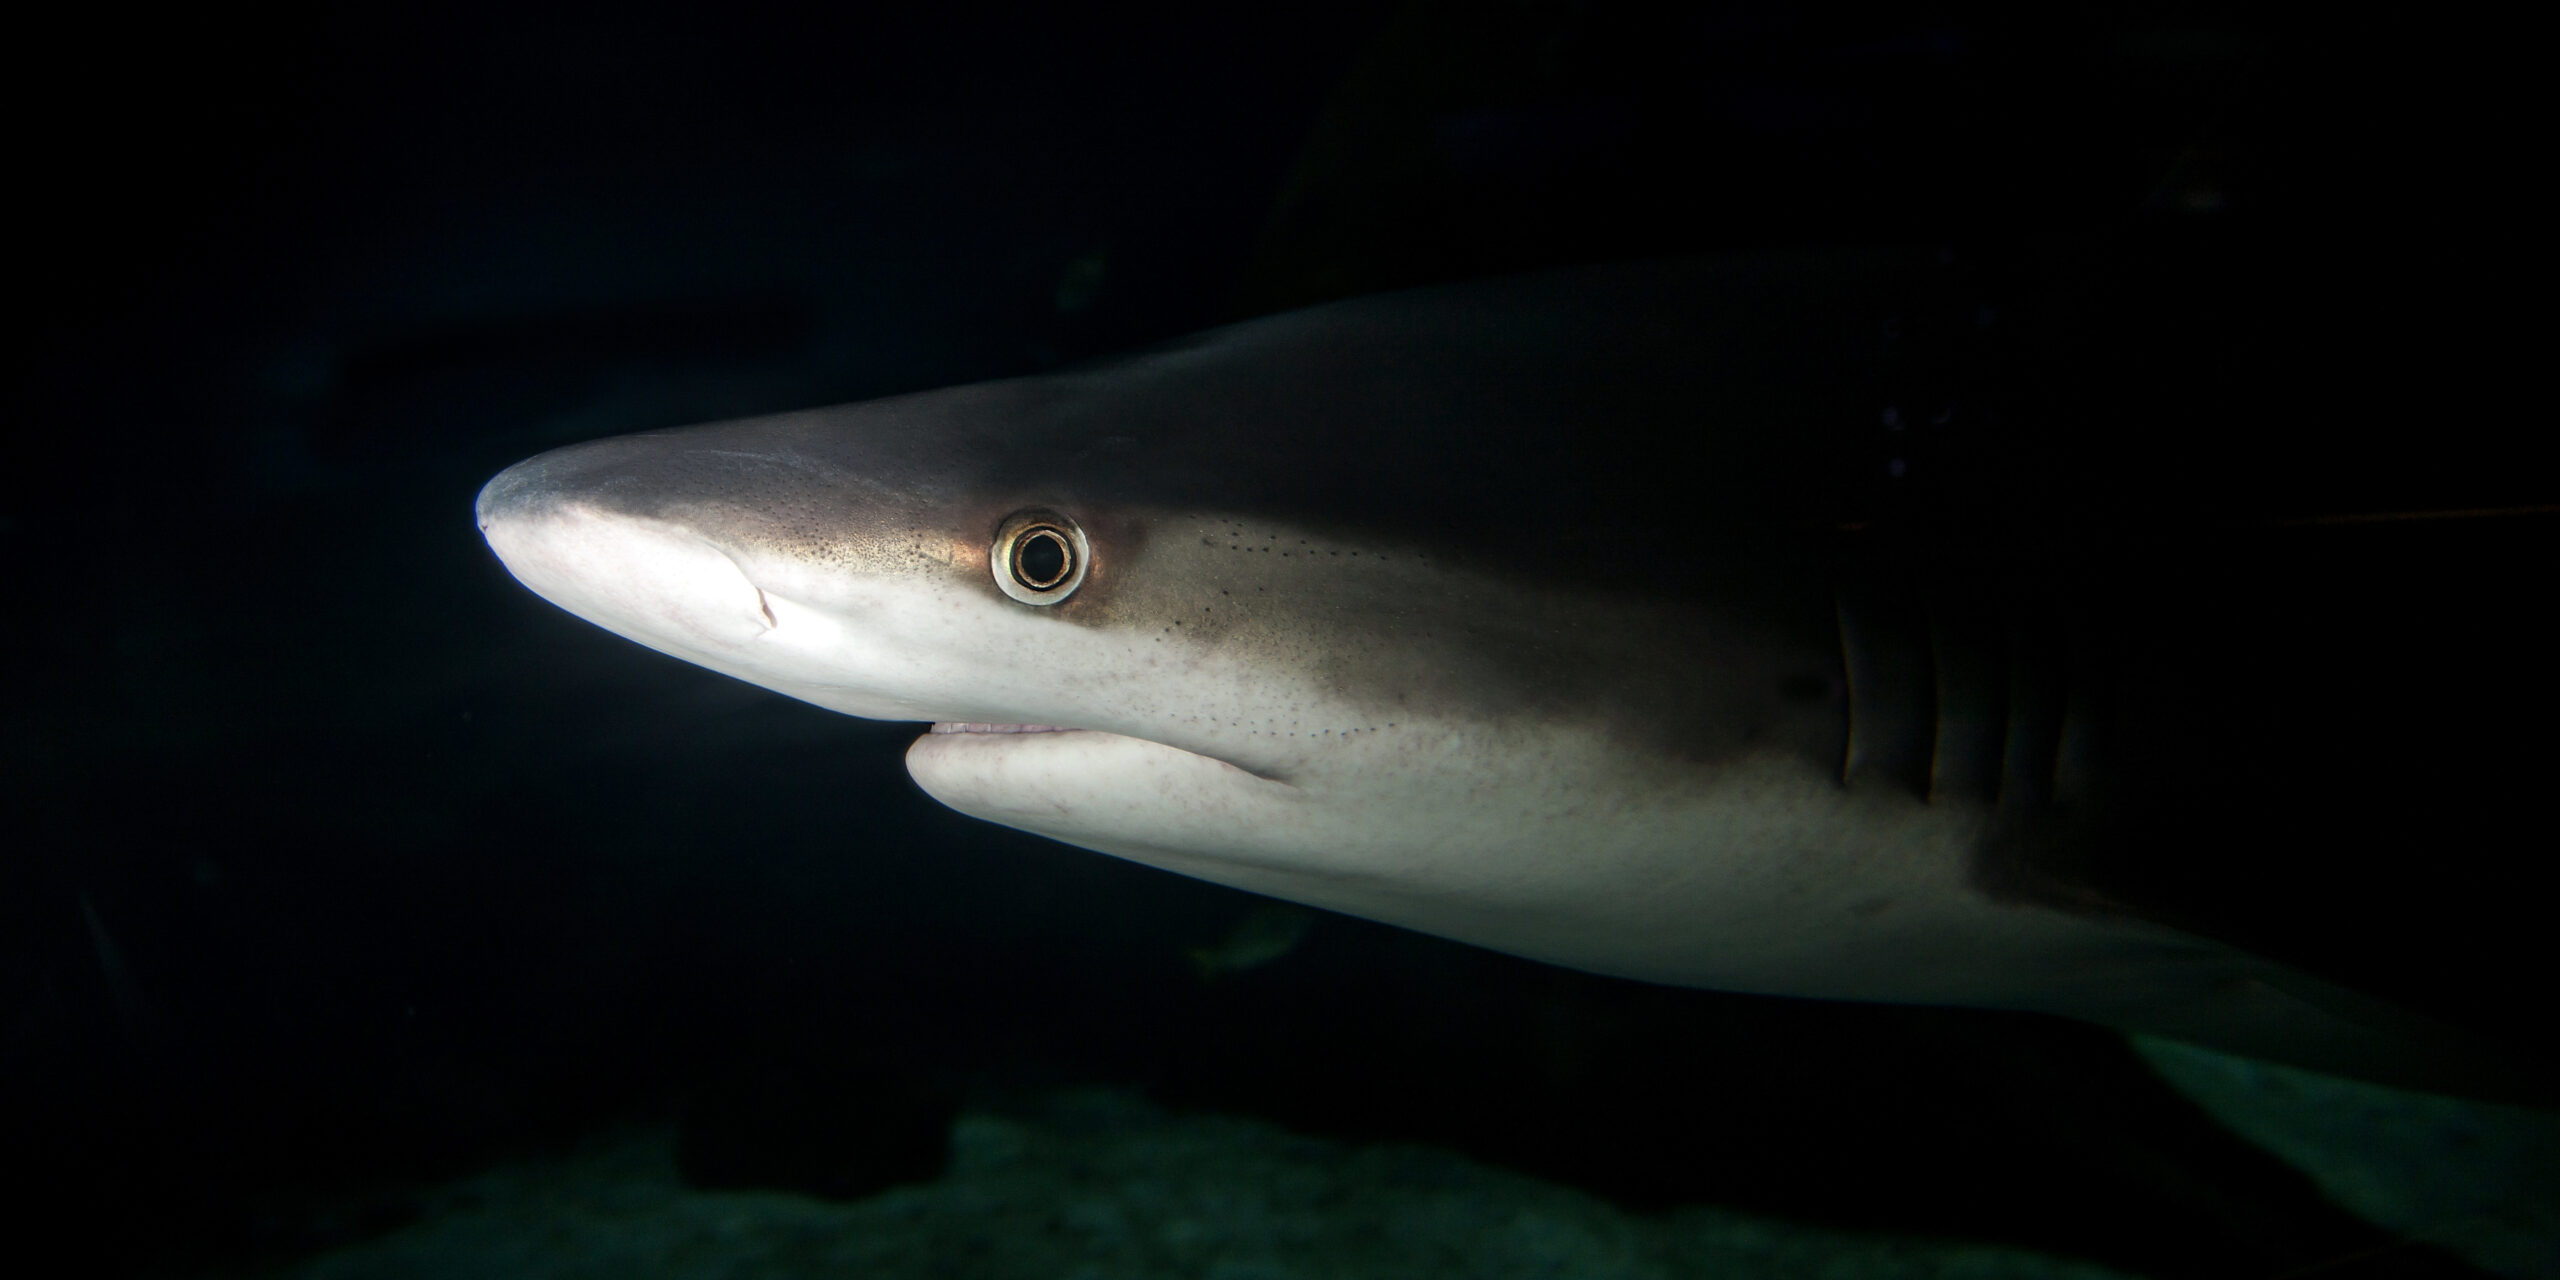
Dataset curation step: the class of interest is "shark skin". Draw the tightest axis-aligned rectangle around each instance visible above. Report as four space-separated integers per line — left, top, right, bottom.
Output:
475 255 2544 1100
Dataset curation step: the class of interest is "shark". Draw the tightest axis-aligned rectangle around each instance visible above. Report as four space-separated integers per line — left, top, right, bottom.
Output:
476 253 2541 1099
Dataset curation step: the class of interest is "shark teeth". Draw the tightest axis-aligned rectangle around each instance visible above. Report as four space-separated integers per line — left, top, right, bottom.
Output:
929 722 1072 735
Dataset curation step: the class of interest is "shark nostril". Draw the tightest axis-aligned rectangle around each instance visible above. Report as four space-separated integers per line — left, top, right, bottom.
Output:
755 588 777 629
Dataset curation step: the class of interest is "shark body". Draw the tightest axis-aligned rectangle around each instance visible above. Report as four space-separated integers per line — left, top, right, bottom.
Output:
477 255 2540 1097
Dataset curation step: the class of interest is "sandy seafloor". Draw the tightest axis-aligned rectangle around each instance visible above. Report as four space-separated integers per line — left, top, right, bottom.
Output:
263 1089 2133 1280
241 1041 2555 1280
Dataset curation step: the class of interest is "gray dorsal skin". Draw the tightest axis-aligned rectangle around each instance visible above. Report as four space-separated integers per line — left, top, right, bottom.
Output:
475 255 2540 1099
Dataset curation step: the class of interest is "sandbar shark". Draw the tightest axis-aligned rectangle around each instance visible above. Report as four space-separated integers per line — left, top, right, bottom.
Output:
477 254 2542 1098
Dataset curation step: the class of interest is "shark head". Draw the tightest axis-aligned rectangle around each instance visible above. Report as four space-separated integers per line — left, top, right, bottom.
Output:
476 257 2545 1097
475 260 1965 994
474 313 1884 986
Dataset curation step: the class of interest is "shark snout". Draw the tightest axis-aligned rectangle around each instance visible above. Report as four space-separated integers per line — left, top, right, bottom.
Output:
478 464 774 658
473 447 588 533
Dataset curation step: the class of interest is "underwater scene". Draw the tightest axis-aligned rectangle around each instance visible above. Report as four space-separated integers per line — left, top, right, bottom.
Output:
8 4 2552 1277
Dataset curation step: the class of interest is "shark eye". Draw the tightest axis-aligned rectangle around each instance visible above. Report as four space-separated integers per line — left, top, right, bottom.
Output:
991 509 1089 605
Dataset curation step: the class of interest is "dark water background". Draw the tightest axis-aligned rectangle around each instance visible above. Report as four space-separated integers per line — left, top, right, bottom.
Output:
5 4 2546 1276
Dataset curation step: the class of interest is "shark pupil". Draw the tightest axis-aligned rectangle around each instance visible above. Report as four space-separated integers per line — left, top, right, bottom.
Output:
989 508 1087 605
1015 529 1071 588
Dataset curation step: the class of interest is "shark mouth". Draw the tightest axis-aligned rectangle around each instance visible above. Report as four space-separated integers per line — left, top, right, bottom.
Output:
921 722 1278 781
